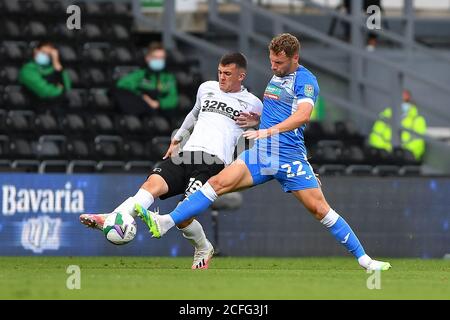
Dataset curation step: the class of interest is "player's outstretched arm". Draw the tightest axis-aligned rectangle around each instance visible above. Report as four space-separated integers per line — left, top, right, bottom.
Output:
243 102 313 140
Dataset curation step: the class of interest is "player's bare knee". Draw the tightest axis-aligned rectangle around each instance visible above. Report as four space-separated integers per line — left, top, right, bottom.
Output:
142 175 167 197
208 175 229 195
177 217 194 229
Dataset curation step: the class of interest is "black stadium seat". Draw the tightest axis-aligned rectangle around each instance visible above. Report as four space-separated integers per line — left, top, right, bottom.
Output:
5 111 34 133
124 161 153 174
118 115 145 135
94 135 124 160
35 113 60 134
9 138 35 159
67 139 91 160
97 161 125 173
151 136 171 160
1 42 24 62
59 45 78 64
36 135 66 160
111 47 133 64
27 21 47 38
66 88 86 109
0 0 205 173
65 68 81 87
63 114 86 133
89 114 115 134
123 140 149 160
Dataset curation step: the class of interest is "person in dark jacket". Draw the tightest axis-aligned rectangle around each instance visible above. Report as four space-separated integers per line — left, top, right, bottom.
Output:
113 42 178 120
19 41 71 114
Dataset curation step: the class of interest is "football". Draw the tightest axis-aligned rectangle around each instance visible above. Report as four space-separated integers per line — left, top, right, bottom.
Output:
103 212 137 245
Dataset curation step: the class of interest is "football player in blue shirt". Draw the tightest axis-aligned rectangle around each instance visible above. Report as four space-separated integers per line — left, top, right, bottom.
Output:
136 33 391 271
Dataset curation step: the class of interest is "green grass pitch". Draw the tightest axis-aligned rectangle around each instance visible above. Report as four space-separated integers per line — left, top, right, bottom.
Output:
0 257 449 299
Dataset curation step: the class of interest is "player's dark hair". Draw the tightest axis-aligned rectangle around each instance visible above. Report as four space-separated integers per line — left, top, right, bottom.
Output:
219 52 247 70
269 33 300 58
147 42 165 54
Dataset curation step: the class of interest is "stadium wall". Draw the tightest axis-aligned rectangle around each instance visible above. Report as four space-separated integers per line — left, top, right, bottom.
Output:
0 173 448 258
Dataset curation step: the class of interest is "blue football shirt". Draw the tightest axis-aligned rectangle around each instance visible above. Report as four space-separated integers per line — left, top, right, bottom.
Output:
259 65 319 156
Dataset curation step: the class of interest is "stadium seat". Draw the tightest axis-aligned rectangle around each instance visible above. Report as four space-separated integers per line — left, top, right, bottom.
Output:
10 159 39 172
0 66 19 85
89 114 115 134
315 141 343 164
0 135 9 157
0 160 11 172
345 164 373 176
96 161 125 173
36 135 66 159
62 114 86 134
111 47 133 64
145 116 171 135
4 20 21 39
111 24 130 41
341 145 365 164
83 23 103 40
123 140 149 160
178 94 193 111
1 42 24 62
39 160 68 173
84 2 102 16
66 139 91 160
124 161 154 174
66 88 86 109
5 110 34 133
2 0 20 16
26 21 47 38
89 89 113 111
398 165 422 176
65 68 81 88
67 160 97 173
84 46 106 64
59 45 78 64
94 135 124 160
52 23 77 41
318 164 346 176
84 68 108 86
393 147 419 165
9 138 35 159
151 136 171 160
34 113 60 134
304 121 325 145
372 165 401 176
118 115 145 135
29 0 62 15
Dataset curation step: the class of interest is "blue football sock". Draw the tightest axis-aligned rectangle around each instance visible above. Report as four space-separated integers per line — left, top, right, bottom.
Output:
329 216 366 259
169 189 214 225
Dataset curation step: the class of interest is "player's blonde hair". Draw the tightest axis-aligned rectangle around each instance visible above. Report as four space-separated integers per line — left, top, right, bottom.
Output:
268 33 300 58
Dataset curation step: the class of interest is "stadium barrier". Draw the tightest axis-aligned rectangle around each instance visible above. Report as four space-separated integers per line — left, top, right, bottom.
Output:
0 173 448 257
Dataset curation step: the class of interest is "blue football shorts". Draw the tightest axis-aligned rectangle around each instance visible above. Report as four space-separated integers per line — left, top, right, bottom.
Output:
239 144 319 192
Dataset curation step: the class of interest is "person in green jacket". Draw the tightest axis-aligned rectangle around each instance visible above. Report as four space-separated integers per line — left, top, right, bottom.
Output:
113 42 179 120
19 41 71 114
369 89 427 161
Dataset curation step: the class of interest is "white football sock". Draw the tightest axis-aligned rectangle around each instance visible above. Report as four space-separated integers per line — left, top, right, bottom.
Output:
178 219 209 250
201 182 219 202
357 254 373 269
320 208 340 227
113 188 154 217
158 214 176 235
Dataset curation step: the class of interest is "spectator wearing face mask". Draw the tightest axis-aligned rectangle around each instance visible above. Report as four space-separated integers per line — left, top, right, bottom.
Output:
113 42 179 119
19 41 71 113
369 89 427 162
